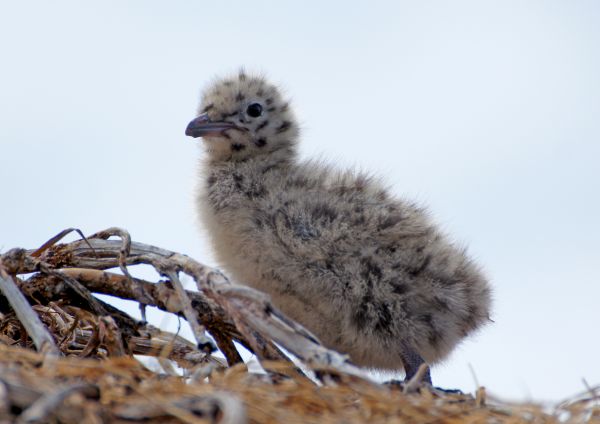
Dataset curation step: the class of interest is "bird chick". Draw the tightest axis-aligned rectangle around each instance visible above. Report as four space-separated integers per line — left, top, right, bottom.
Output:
186 70 492 383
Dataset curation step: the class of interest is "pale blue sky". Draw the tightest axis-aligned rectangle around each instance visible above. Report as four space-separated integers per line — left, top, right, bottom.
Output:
1 1 599 401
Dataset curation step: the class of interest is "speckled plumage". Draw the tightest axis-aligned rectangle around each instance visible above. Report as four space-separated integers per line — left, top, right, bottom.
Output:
187 70 492 381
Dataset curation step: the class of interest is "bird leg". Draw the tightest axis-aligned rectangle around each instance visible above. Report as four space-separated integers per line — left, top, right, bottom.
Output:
398 345 465 394
400 343 432 385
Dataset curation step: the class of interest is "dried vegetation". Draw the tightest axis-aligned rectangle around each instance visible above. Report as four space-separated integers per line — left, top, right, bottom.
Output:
0 228 598 423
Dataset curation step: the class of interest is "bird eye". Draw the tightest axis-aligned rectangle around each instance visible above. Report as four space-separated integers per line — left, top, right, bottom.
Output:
246 103 263 118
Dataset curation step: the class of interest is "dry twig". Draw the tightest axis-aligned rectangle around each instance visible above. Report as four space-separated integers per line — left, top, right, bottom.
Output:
0 271 59 355
3 229 361 373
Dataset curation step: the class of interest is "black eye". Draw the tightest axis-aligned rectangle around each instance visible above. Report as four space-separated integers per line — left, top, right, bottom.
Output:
246 103 263 118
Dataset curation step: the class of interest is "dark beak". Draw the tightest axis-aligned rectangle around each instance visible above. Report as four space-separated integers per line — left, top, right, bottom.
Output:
185 113 238 138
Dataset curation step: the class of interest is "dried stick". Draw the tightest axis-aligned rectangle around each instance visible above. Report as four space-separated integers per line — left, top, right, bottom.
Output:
23 270 246 365
0 271 59 356
88 227 134 281
39 264 109 316
113 391 247 423
17 382 98 424
89 227 153 321
163 269 215 353
210 284 366 377
3 229 368 379
30 227 94 258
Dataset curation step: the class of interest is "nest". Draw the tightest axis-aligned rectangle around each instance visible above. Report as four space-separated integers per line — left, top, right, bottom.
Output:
1 228 598 423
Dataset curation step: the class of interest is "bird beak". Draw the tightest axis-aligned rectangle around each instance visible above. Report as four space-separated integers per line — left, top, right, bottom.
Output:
185 113 237 138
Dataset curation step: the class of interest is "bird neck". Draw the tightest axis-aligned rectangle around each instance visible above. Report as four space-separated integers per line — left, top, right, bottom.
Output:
215 160 289 186
206 145 297 174
201 152 293 218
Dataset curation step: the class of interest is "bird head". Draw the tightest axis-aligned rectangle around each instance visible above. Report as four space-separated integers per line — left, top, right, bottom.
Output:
186 70 299 163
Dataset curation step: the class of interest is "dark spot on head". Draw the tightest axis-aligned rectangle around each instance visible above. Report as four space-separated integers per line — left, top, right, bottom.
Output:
226 111 238 117
236 92 245 101
202 103 214 113
256 89 264 97
267 107 276 112
276 121 292 134
280 103 289 112
265 98 273 105
239 72 247 81
207 175 217 187
255 138 267 147
231 143 245 152
256 120 269 132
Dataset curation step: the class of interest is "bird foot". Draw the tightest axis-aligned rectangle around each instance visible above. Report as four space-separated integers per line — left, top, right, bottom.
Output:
384 363 432 394
402 363 431 393
385 379 463 396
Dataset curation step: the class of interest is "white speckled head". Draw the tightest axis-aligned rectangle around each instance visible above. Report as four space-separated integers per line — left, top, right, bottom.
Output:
186 70 299 163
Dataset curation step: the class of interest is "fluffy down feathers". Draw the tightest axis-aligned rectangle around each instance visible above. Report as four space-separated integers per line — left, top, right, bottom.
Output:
189 70 492 375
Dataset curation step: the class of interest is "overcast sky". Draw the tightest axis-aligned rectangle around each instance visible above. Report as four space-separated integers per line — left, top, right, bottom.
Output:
1 1 599 402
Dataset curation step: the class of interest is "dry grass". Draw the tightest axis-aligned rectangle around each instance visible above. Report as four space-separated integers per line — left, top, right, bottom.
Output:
1 342 598 423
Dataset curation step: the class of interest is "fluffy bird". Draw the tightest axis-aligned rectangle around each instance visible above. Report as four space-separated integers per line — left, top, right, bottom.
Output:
186 70 492 383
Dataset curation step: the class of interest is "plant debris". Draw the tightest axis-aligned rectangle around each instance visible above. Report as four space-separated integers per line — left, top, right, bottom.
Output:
1 228 598 423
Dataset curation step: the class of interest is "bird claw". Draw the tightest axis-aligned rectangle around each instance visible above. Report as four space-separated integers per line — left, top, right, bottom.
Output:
402 363 431 394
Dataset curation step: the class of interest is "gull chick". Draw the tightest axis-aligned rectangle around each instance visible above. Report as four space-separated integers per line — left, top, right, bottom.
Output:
186 70 492 383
